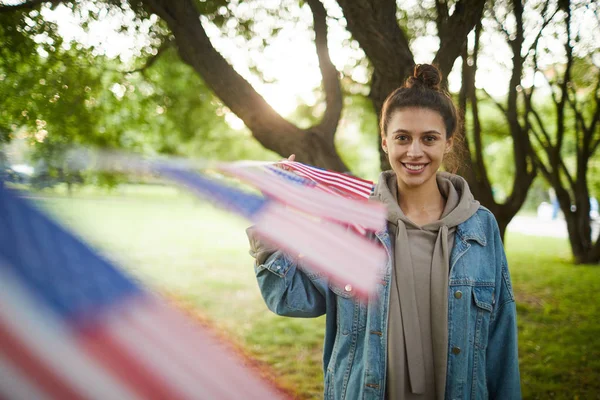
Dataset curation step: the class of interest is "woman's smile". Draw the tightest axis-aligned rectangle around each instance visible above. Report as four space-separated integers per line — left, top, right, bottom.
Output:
401 162 429 174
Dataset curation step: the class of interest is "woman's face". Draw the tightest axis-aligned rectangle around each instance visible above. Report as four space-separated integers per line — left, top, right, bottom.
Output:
382 107 452 190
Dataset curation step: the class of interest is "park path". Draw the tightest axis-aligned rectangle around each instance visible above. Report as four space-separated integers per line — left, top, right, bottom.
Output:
507 215 600 240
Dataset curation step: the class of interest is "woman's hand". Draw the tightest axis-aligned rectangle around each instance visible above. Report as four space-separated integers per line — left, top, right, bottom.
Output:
279 154 295 171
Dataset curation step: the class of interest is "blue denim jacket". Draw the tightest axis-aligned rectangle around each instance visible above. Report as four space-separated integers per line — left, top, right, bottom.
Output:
251 207 521 399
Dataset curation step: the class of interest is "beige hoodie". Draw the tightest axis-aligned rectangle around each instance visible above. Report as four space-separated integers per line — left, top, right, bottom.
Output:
372 170 480 400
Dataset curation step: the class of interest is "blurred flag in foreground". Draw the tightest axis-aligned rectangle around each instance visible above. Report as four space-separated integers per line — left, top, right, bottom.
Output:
0 183 287 400
156 163 385 297
70 150 385 295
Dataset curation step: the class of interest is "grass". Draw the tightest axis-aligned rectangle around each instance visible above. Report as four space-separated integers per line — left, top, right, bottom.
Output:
505 235 600 399
28 185 600 399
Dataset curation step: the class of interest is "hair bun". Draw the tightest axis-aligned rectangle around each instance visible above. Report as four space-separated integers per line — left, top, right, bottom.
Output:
406 64 442 90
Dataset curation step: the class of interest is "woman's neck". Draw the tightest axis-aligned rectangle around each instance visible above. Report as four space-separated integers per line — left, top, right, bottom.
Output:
396 176 445 224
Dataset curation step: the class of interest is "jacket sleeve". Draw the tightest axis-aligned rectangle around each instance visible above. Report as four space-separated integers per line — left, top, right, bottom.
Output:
247 226 328 318
486 221 522 399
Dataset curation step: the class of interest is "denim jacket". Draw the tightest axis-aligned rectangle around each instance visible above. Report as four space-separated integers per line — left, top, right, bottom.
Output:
250 207 521 399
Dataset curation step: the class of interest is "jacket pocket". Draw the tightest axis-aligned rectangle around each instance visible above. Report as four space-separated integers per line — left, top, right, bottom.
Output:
471 285 494 399
329 282 366 334
472 285 494 349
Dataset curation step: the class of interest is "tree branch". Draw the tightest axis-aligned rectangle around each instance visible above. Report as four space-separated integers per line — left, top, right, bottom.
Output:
434 0 449 36
305 0 342 139
468 21 493 199
555 4 573 158
567 85 588 158
142 0 303 156
585 72 600 156
529 106 553 149
529 140 552 179
525 4 558 58
335 0 414 94
482 89 507 116
559 157 577 194
490 2 512 42
537 66 559 105
126 38 173 75
433 0 486 82
593 135 600 158
456 43 476 182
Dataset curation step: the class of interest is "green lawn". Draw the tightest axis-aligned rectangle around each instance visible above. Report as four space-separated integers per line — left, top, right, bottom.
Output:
30 185 600 399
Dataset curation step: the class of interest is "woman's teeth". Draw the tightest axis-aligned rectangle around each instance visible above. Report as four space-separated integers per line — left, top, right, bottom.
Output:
404 164 425 171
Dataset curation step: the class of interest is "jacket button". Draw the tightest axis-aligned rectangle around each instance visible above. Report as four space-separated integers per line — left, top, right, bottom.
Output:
454 290 463 299
344 284 353 292
452 346 461 355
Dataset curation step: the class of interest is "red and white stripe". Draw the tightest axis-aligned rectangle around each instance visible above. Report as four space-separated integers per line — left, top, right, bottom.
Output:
219 165 385 232
0 266 287 400
82 297 286 400
253 203 385 296
264 163 374 234
0 267 141 400
279 161 374 200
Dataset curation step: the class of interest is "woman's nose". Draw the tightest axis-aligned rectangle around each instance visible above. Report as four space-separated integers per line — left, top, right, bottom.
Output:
407 141 423 157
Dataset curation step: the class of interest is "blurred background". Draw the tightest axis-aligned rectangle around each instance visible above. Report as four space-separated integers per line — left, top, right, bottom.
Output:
0 0 599 398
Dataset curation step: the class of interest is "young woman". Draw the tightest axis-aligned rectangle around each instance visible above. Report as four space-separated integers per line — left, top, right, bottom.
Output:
247 64 521 400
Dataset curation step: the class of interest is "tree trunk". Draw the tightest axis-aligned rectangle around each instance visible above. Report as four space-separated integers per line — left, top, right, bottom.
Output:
142 0 350 171
563 209 600 264
337 0 485 172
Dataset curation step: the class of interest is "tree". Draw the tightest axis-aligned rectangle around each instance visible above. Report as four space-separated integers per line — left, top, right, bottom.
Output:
523 0 600 263
0 0 486 172
0 3 279 188
455 0 553 238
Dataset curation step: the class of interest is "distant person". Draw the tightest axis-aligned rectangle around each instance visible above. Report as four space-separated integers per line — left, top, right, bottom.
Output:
590 197 599 220
247 64 521 399
549 188 560 220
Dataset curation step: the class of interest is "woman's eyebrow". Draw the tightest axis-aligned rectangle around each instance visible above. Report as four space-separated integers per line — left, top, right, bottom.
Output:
392 129 443 135
423 130 443 135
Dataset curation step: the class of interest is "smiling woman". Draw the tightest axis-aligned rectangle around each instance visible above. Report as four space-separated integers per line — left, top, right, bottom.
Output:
247 64 522 400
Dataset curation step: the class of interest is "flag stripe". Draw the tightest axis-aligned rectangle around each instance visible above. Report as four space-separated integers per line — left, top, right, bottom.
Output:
0 356 51 400
81 326 185 400
119 304 231 399
120 299 280 399
283 161 374 187
0 267 141 400
281 161 373 197
220 166 384 231
107 313 219 400
0 322 85 400
263 165 370 234
254 204 383 295
285 168 368 198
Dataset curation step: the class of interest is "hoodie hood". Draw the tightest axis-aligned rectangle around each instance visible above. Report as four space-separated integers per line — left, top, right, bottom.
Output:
372 170 480 230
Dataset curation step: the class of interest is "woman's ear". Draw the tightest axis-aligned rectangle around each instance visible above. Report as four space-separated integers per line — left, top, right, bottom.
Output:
444 137 454 154
382 136 388 154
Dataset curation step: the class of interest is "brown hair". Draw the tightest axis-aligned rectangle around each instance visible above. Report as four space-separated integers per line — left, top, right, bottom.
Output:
380 64 460 140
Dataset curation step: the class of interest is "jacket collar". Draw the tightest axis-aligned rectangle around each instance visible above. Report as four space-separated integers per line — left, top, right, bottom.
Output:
374 207 487 247
455 209 487 246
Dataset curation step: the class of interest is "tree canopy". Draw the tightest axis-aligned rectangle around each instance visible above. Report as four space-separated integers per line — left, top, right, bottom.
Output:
1 0 599 262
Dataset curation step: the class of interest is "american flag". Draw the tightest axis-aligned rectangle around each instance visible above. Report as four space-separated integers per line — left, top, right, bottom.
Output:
0 158 385 399
0 183 287 399
154 164 385 297
217 163 384 231
276 161 374 200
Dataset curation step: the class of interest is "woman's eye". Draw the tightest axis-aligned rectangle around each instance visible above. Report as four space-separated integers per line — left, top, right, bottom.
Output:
396 135 409 141
424 136 437 142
